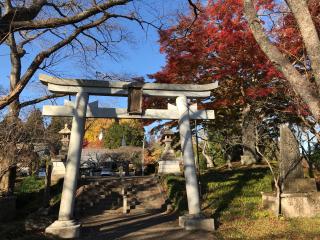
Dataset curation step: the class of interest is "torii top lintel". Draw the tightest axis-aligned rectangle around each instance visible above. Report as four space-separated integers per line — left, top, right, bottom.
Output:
39 74 218 98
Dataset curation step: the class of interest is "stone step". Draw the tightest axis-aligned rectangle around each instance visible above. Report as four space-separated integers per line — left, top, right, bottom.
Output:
76 177 161 215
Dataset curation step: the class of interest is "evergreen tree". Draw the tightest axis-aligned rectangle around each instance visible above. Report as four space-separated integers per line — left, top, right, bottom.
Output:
24 109 45 142
104 122 144 149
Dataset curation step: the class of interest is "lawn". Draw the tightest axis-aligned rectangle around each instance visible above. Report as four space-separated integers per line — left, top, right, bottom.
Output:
162 165 320 240
0 176 62 240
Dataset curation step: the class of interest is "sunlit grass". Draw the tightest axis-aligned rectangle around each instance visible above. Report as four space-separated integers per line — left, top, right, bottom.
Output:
163 166 320 239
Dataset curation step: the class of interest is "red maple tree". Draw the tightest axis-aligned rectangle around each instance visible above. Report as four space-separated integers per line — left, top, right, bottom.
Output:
151 0 311 118
146 0 320 161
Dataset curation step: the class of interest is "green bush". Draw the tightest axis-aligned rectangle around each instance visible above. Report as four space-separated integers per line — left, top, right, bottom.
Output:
16 176 44 194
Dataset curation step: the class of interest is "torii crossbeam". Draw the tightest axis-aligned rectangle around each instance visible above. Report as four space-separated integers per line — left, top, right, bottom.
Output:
41 74 218 238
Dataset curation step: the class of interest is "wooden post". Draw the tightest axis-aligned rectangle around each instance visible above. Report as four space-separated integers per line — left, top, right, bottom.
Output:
128 85 143 115
122 186 128 214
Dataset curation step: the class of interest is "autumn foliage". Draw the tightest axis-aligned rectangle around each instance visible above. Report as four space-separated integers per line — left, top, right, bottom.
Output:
84 119 144 149
151 0 313 118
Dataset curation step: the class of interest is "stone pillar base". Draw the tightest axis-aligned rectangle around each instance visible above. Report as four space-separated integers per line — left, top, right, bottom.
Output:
261 191 320 218
45 220 80 239
158 160 181 175
179 215 215 231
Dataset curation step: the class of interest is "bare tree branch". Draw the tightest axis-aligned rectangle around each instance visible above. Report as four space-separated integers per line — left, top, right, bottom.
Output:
18 29 49 47
0 13 113 110
0 0 131 35
18 93 65 108
187 0 200 18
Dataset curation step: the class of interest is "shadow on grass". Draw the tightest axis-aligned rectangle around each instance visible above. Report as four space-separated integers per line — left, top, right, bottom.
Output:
201 167 269 226
161 175 188 213
162 167 271 229
15 178 63 218
0 178 64 240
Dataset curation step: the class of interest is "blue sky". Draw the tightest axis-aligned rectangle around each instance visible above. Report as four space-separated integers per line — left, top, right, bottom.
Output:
0 1 193 110
0 20 165 109
0 1 192 135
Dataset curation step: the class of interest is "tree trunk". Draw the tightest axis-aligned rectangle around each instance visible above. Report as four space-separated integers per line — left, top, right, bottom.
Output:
275 178 282 217
0 165 16 196
241 105 257 165
43 164 52 208
243 0 320 121
286 0 320 92
8 31 22 118
0 159 11 195
202 141 215 168
0 32 22 195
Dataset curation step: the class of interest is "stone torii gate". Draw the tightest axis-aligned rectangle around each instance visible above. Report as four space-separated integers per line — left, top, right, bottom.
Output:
40 74 218 238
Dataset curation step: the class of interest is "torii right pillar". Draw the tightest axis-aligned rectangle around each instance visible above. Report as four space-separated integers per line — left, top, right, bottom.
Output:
176 96 215 231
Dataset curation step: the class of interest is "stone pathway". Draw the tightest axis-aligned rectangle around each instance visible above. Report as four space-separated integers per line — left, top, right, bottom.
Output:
79 177 214 240
80 210 214 240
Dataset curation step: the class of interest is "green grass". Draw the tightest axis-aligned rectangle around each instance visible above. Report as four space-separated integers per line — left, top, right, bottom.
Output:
15 176 47 217
162 166 320 240
15 175 45 194
201 167 272 221
161 175 188 213
0 177 63 240
14 176 63 216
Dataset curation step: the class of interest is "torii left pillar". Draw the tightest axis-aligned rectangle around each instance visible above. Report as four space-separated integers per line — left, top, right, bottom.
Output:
45 92 89 238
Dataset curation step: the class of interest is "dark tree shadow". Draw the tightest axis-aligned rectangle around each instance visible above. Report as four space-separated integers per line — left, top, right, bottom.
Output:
201 167 269 227
81 211 178 240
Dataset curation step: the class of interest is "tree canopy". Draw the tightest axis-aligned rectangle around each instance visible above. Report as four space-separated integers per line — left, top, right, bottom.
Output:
104 120 144 149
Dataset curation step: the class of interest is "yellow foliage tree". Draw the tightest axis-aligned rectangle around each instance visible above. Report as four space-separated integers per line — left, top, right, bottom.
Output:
84 119 114 143
119 119 144 129
84 119 145 147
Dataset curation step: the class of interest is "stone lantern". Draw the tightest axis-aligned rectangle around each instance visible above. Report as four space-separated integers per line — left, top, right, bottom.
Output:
162 128 174 152
158 127 181 175
51 123 71 182
59 124 71 154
